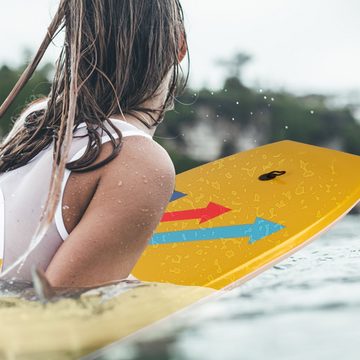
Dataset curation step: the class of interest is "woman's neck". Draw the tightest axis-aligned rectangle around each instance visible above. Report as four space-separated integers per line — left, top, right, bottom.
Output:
111 112 157 137
111 70 173 137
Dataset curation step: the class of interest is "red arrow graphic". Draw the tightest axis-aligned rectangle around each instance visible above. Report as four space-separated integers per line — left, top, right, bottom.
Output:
161 202 232 224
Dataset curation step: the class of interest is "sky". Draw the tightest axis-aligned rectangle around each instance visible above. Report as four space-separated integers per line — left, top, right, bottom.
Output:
0 0 359 101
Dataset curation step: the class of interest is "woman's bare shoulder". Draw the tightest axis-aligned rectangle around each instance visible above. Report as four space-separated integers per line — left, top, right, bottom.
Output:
102 135 175 190
45 135 176 286
92 135 176 228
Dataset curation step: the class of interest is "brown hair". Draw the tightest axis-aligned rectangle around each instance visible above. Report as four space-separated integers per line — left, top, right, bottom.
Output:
0 0 189 255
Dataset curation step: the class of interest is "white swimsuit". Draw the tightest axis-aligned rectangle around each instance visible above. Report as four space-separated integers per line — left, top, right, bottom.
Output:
0 100 154 281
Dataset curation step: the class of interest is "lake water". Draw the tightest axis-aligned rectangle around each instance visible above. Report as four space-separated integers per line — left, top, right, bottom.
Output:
88 214 360 360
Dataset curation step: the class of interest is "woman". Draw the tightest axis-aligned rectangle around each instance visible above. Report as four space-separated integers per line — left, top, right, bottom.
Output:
0 0 188 287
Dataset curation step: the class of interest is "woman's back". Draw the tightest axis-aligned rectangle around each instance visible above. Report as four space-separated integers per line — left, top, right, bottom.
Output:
0 100 173 282
0 0 186 286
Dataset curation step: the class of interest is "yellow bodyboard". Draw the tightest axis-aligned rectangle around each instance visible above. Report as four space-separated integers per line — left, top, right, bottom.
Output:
133 140 360 289
0 140 359 359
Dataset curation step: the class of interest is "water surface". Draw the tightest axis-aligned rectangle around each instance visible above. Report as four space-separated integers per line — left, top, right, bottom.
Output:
91 214 360 360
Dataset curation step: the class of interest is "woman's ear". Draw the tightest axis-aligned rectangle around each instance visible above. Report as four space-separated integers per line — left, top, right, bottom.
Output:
178 32 187 63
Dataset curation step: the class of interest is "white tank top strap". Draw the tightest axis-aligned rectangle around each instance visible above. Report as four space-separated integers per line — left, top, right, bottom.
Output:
55 118 154 241
75 117 153 139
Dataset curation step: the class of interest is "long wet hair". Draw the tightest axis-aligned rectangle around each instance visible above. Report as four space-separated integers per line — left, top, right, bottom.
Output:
0 0 189 257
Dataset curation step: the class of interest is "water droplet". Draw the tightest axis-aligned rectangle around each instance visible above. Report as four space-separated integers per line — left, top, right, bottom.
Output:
231 117 235 121
263 96 267 100
285 125 289 129
62 205 70 210
259 89 263 93
236 101 239 105
310 110 315 114
118 180 123 186
271 97 275 101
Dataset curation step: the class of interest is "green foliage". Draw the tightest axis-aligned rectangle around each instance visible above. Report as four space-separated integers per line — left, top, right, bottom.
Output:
1 54 359 177
0 63 52 137
163 78 360 165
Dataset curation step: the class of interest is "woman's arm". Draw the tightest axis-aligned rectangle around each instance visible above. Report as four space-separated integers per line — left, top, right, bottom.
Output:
45 136 175 287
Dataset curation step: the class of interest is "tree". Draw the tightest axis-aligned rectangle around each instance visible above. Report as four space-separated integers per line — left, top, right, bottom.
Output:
0 61 52 137
215 52 252 85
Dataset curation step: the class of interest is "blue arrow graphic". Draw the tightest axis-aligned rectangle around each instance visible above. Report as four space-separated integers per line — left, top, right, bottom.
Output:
170 191 187 202
150 217 285 245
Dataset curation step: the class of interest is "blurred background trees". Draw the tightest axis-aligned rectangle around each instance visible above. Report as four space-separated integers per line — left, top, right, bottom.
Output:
0 61 52 135
1 51 360 175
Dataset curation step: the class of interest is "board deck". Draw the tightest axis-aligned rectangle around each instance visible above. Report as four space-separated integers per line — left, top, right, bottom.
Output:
132 140 360 289
0 140 359 359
